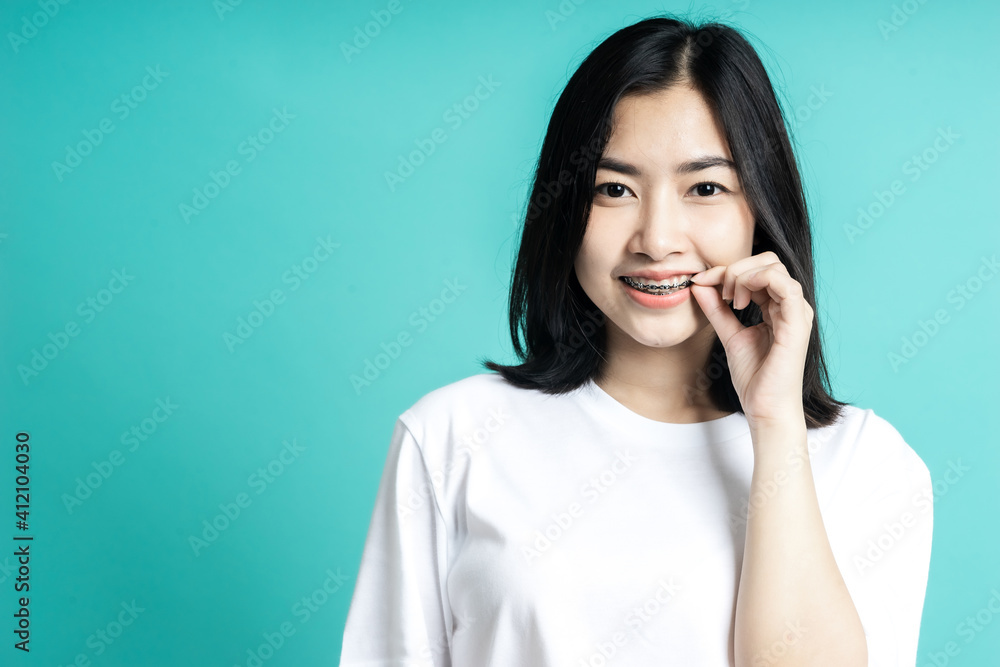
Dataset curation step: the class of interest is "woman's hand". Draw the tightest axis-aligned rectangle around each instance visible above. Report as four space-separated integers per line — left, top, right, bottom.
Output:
688 251 813 434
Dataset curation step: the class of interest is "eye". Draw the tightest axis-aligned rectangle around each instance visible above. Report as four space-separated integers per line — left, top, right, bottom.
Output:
594 182 635 199
691 182 730 197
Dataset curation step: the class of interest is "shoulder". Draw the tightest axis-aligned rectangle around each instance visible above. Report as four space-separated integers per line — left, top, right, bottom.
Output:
399 373 525 425
389 373 546 510
833 405 927 470
402 372 517 414
812 404 932 502
395 372 543 447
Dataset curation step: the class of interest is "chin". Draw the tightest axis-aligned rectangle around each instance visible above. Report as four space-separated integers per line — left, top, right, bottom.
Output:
619 319 703 348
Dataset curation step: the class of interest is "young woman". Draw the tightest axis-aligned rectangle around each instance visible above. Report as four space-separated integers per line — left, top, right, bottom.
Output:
340 15 933 667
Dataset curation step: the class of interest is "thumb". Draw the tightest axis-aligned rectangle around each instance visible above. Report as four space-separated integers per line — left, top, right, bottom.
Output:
689 283 744 345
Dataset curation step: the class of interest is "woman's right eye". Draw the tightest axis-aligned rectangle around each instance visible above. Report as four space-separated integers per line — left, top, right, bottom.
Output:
594 182 635 198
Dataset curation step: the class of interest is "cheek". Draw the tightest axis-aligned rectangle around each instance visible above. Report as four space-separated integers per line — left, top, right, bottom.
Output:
574 229 618 305
574 240 601 287
693 210 755 258
579 213 624 259
576 222 608 274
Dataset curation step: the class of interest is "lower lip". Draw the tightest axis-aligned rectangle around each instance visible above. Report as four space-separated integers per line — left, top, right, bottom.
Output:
620 278 692 309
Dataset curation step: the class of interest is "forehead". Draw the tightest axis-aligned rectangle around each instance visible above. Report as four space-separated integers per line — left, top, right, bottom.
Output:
604 85 732 162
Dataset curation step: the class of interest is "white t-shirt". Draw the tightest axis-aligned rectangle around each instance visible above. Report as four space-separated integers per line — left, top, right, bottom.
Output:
339 372 933 666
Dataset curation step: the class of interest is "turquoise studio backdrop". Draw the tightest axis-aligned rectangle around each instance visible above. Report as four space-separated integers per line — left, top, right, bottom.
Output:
2 0 998 664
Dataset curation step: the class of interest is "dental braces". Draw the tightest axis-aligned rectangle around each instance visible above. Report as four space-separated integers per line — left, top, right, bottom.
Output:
622 276 694 292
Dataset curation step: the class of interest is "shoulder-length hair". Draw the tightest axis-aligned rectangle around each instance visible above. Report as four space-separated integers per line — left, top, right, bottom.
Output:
480 14 847 428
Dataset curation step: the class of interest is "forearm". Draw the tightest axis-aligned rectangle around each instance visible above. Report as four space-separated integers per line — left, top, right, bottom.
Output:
734 416 867 667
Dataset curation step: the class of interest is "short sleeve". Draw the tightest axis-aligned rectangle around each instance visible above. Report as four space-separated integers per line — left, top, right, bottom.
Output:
833 411 934 667
340 417 453 667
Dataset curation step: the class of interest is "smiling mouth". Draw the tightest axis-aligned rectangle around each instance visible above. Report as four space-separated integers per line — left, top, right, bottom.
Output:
620 276 694 294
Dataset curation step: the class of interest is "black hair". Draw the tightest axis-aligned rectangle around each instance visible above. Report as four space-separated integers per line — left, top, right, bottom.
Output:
479 14 847 428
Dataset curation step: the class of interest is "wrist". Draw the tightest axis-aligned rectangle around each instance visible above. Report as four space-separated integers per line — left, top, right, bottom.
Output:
748 410 807 447
749 411 805 430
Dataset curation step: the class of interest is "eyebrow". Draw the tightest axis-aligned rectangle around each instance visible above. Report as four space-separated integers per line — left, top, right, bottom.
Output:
596 155 737 177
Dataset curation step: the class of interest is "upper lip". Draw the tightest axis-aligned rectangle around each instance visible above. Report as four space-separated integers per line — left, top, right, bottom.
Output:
620 269 701 281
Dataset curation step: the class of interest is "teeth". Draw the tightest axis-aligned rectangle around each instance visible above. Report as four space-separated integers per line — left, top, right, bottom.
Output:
623 274 693 291
635 274 692 286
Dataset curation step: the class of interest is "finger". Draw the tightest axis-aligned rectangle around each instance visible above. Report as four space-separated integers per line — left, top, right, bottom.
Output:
741 267 811 334
689 265 726 287
734 262 785 310
690 282 744 345
690 266 732 305
722 251 781 302
734 281 751 311
741 265 802 307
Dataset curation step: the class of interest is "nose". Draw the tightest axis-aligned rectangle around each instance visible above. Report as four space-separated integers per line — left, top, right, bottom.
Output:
627 195 691 260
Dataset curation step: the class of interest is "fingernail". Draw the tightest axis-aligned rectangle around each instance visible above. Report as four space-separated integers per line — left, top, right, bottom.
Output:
689 272 703 284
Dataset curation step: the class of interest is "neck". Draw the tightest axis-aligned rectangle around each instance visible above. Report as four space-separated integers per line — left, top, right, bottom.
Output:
595 323 731 424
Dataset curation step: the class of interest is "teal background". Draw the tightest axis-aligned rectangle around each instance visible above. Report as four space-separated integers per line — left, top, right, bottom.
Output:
1 0 997 664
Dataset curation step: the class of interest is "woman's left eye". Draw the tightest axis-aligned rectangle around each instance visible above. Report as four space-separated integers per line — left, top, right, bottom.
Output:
691 182 729 197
